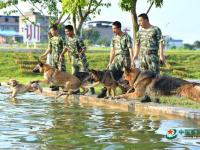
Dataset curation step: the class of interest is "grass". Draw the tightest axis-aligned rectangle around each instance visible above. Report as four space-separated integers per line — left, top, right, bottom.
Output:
0 50 200 109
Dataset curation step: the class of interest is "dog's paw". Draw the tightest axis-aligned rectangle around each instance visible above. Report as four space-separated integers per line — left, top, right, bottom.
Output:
114 96 120 99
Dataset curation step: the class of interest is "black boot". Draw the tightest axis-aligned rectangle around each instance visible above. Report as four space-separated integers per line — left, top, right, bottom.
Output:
140 95 151 103
88 87 95 95
51 86 59 91
97 87 107 98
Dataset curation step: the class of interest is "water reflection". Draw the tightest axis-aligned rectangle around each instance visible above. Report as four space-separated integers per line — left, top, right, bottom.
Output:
0 86 199 150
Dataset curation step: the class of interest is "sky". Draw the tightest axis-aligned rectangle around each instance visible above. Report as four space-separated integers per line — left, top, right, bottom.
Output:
93 0 200 44
0 0 200 44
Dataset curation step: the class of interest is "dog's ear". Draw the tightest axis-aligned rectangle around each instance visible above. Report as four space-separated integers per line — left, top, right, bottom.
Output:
124 67 131 73
90 69 96 74
39 61 44 66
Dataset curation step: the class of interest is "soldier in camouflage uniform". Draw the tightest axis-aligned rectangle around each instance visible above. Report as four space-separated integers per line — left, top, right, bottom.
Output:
133 13 165 102
41 25 66 72
59 25 95 94
108 21 134 71
98 21 134 98
59 25 88 74
133 13 165 74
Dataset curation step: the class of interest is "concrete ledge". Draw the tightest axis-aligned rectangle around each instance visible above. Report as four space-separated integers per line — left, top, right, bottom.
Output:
40 88 200 121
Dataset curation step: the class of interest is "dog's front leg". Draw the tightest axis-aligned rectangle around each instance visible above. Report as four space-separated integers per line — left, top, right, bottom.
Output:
11 91 17 98
111 88 116 99
115 91 144 100
126 87 134 94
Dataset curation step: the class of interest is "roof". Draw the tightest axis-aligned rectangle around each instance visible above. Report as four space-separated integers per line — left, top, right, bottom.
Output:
0 30 21 36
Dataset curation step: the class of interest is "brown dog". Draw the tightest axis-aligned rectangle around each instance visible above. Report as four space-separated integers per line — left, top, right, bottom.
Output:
89 69 118 98
115 67 200 102
7 79 42 98
32 62 89 98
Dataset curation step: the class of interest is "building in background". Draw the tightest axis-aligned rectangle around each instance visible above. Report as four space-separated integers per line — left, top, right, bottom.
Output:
164 35 183 49
19 11 50 43
85 21 113 40
0 15 23 44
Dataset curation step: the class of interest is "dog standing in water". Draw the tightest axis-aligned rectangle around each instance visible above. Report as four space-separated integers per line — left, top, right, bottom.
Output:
6 79 42 98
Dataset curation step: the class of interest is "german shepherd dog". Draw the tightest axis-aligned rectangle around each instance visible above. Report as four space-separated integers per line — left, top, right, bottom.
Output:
115 67 200 102
32 62 90 98
89 69 130 98
89 69 118 98
7 79 42 98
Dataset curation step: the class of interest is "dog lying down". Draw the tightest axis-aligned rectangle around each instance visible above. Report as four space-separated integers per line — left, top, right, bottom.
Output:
115 67 200 102
6 79 43 98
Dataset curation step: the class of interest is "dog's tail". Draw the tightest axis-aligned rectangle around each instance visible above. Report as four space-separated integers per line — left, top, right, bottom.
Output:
179 83 200 102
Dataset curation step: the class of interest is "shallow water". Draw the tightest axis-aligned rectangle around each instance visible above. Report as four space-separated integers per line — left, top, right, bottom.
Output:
0 86 200 150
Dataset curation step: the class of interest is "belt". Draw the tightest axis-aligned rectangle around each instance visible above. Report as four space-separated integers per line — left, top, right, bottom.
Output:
145 50 158 55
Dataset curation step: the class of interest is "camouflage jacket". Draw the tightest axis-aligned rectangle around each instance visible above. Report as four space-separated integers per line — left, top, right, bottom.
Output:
49 36 64 55
65 36 86 58
136 25 163 55
111 33 133 57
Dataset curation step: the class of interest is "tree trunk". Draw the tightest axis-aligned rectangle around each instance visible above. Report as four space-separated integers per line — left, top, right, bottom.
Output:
72 13 78 35
131 1 139 43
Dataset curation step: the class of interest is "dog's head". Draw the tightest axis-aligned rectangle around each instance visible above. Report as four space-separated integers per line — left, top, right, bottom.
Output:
7 79 19 87
89 69 101 82
32 61 45 73
123 67 140 81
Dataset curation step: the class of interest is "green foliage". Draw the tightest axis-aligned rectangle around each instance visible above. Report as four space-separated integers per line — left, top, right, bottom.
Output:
96 38 111 47
0 0 59 19
119 0 137 11
193 40 200 49
82 28 100 44
183 43 194 50
147 0 163 7
62 0 87 13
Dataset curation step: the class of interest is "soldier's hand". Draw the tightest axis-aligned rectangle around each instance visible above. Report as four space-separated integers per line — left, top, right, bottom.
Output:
159 55 165 64
106 63 110 70
39 55 46 60
59 55 63 63
131 62 136 68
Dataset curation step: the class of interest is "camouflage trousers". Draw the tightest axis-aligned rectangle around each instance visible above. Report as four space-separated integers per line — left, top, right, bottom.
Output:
71 54 89 75
140 54 160 74
109 55 131 72
51 53 66 72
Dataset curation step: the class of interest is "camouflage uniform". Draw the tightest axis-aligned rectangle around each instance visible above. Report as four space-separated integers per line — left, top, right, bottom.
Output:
65 36 89 74
49 36 66 72
136 25 163 74
110 33 133 71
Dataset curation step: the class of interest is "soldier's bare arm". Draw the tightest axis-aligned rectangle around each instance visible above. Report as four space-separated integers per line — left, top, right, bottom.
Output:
107 47 115 69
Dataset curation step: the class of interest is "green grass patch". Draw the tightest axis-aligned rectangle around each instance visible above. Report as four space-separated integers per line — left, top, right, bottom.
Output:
0 50 200 109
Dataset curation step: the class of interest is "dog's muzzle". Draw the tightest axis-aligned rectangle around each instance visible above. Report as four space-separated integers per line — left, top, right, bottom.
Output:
32 68 40 73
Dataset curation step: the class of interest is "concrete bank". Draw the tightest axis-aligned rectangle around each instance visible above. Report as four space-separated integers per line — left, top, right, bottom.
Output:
41 88 200 121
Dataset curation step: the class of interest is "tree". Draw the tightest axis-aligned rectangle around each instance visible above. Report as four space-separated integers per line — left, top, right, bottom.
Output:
193 40 200 49
62 0 111 35
82 28 100 44
183 43 194 50
119 0 163 41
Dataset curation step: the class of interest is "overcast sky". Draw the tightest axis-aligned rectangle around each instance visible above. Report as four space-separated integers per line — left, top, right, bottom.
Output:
0 0 199 44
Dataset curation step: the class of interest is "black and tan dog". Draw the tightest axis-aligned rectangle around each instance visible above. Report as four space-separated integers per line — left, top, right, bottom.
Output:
89 69 118 98
7 79 42 98
32 62 90 98
115 67 200 102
